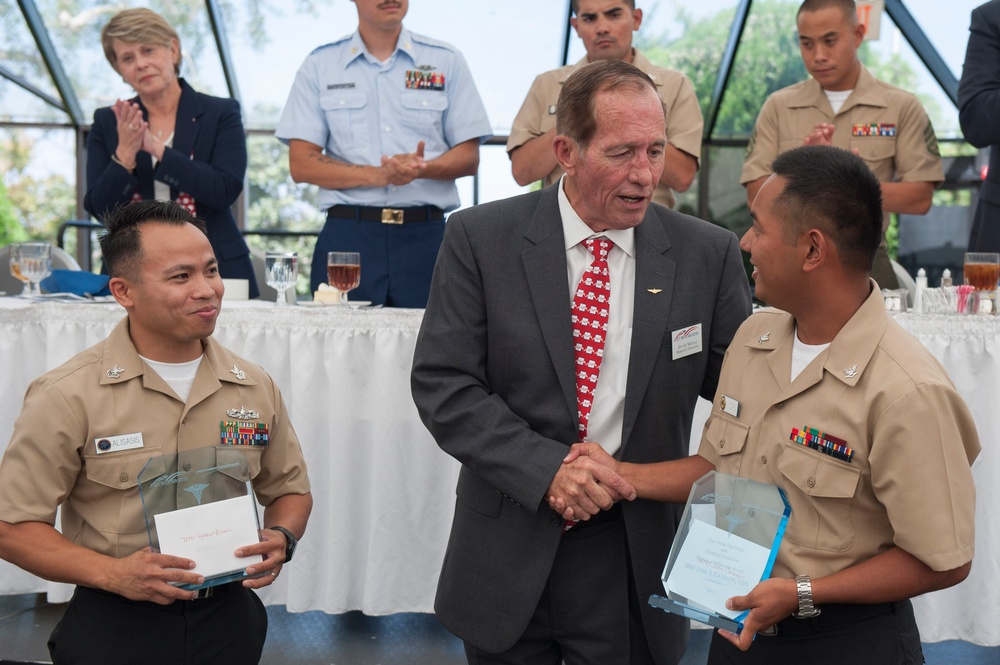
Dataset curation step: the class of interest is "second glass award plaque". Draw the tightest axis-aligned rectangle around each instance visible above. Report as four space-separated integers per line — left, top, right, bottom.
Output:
648 470 790 633
138 445 264 591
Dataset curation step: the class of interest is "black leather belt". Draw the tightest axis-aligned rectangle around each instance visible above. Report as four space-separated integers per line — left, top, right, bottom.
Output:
78 580 241 602
328 204 445 224
190 581 241 600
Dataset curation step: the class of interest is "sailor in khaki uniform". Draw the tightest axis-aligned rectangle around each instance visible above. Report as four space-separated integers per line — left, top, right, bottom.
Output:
0 201 312 665
507 0 702 208
556 146 978 665
742 0 943 289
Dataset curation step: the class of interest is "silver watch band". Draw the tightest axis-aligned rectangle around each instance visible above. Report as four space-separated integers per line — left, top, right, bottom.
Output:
792 574 821 618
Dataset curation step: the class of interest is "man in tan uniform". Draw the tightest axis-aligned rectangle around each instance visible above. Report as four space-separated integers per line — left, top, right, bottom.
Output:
557 146 978 664
742 0 943 289
508 0 702 208
0 200 312 664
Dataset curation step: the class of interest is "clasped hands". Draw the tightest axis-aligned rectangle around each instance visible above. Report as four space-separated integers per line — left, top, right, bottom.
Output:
380 140 427 186
111 99 166 164
548 445 797 649
546 442 635 521
106 527 288 605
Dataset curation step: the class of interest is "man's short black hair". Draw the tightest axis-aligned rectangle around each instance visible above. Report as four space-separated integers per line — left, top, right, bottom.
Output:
99 200 208 280
771 146 883 274
798 0 857 23
572 0 636 16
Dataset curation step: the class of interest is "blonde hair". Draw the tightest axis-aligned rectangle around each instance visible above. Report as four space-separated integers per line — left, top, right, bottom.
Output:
101 8 182 75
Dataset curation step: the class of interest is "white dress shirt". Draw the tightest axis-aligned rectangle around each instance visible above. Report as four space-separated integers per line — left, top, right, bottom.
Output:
558 177 635 455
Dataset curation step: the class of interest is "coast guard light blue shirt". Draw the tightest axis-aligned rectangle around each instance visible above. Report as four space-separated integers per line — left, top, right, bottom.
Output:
276 28 492 212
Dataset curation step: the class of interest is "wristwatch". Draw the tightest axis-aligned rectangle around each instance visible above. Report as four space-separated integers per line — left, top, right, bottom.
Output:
270 526 298 563
792 574 821 618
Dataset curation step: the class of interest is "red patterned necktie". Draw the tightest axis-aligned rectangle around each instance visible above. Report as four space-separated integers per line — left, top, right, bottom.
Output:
572 237 613 441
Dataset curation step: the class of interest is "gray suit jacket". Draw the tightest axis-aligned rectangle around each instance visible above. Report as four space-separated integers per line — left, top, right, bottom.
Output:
411 185 751 662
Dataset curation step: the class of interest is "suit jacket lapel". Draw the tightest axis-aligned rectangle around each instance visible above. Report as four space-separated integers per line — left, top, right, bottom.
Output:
131 96 155 199
171 80 202 164
522 188 578 423
622 208 675 448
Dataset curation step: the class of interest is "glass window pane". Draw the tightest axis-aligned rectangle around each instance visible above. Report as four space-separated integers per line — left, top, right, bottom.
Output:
609 0 745 126
1 127 77 241
0 79 69 124
34 0 229 122
476 143 534 206
712 0 805 139
861 9 961 138
0 4 65 122
704 144 753 281
905 0 982 80
222 1 570 133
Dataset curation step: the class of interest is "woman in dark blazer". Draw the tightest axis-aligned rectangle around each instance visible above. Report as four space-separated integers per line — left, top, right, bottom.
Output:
85 8 258 297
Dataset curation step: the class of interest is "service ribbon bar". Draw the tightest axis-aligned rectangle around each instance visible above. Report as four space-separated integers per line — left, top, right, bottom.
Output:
220 420 270 446
789 426 853 463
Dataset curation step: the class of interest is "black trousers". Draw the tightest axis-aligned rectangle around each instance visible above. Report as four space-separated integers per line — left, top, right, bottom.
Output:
464 505 661 665
707 599 924 665
48 583 267 665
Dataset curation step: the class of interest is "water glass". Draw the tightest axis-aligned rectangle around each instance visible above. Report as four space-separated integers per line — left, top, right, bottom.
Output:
17 242 53 296
264 252 298 306
8 244 31 296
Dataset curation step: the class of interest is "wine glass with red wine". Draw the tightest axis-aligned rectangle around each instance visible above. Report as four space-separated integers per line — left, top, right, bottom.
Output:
327 252 361 304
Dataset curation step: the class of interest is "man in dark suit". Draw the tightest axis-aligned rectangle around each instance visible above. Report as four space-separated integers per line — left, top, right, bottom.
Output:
960 0 1000 253
411 59 751 665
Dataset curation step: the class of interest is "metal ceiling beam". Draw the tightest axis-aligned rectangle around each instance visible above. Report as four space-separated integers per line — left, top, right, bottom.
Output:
561 0 574 66
883 0 958 107
205 0 241 102
0 63 67 113
17 0 84 126
704 0 753 139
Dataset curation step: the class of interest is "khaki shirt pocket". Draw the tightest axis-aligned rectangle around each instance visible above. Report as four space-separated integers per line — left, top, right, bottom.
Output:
83 447 163 535
778 444 861 552
703 416 749 474
216 445 262 482
850 137 896 178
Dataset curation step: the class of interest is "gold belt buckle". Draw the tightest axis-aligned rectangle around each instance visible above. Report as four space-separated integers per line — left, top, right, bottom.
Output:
381 208 404 224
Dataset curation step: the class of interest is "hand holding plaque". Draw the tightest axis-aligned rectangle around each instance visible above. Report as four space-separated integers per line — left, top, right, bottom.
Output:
138 445 266 591
648 471 790 633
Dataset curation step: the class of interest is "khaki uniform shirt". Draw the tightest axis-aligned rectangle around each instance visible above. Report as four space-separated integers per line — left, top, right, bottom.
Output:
742 65 943 232
698 284 978 579
507 50 703 208
0 318 311 558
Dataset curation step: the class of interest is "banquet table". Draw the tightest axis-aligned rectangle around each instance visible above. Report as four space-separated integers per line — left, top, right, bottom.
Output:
0 299 997 645
894 313 1000 646
0 298 460 616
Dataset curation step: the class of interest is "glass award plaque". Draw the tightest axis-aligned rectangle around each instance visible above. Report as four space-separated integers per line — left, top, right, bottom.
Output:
648 470 790 633
138 445 264 591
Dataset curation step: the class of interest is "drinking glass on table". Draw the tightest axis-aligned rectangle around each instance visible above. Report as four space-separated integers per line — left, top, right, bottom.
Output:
264 252 298 306
18 242 53 296
327 252 361 304
8 244 31 296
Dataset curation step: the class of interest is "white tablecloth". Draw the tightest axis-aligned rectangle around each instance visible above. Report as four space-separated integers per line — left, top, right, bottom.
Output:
894 313 1000 646
0 299 460 615
0 301 997 644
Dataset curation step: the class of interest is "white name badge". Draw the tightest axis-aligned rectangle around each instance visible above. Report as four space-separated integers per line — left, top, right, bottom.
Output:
94 432 144 455
671 323 703 360
720 395 740 418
